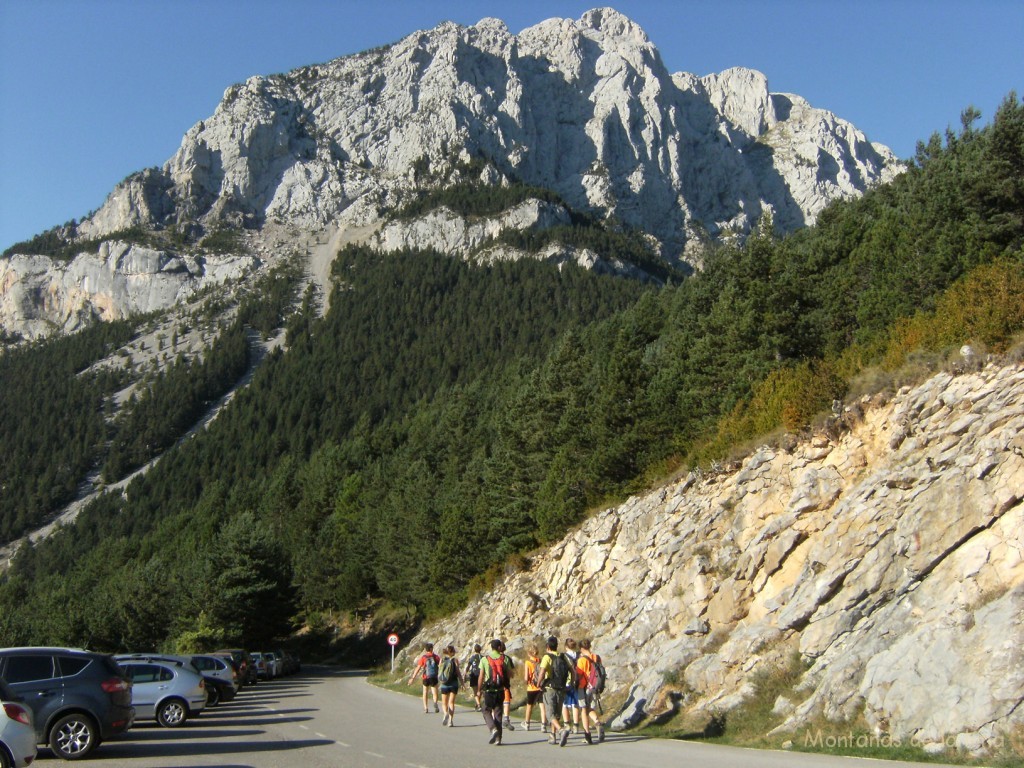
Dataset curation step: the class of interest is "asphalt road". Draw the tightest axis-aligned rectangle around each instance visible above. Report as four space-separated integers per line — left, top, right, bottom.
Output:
72 666 966 768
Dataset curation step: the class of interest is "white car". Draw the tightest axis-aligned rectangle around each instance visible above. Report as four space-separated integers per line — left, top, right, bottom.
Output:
0 679 37 768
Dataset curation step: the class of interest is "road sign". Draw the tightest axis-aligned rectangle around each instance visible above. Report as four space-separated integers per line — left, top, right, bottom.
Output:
388 633 400 671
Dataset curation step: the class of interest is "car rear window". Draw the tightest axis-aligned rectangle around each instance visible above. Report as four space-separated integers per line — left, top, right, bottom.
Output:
4 654 55 683
58 655 92 677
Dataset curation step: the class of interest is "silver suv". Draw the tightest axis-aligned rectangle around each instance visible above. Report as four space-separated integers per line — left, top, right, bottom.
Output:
115 657 205 728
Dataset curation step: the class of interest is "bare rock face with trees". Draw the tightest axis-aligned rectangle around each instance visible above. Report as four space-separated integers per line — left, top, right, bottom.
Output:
412 362 1024 756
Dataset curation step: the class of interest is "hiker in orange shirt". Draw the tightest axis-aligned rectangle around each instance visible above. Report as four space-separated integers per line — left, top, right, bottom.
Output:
575 638 599 744
523 645 546 731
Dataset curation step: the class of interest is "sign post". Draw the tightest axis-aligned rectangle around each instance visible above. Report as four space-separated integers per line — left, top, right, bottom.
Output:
387 633 400 672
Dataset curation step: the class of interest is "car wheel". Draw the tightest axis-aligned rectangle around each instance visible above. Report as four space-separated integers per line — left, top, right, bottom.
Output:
157 698 189 728
48 712 98 760
0 744 13 768
207 685 221 707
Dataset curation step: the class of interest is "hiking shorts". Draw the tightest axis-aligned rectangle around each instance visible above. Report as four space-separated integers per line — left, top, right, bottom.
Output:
526 689 542 705
564 686 579 708
543 687 565 716
504 687 512 703
422 676 438 687
578 688 596 709
439 684 459 695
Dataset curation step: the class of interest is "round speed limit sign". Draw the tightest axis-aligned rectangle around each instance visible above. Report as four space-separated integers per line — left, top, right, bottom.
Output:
387 633 400 671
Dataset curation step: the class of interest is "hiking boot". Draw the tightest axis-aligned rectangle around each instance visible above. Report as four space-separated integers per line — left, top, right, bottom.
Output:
584 731 593 745
495 736 502 746
488 728 499 745
524 720 531 731
559 728 569 747
548 734 557 745
503 717 514 731
572 725 580 734
598 725 605 743
542 720 549 733
434 703 440 713
448 718 454 728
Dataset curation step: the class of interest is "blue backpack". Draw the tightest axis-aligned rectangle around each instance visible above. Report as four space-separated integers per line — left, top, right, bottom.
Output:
423 653 439 679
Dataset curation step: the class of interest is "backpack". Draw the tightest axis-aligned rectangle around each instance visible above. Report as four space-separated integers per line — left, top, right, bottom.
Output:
467 653 481 682
531 657 547 688
423 653 439 679
592 655 607 694
439 656 456 684
545 652 576 691
481 654 506 691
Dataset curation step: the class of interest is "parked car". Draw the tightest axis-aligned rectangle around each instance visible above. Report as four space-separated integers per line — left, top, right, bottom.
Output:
0 647 133 761
213 649 255 685
114 657 205 728
200 675 235 707
260 652 280 679
0 678 37 767
249 653 269 681
278 650 300 676
189 655 238 693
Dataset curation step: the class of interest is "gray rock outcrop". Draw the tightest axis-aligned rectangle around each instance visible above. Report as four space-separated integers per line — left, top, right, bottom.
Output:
407 362 1024 756
0 241 255 340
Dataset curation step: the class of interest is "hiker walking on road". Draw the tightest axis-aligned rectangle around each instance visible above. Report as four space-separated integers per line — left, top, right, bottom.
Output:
407 642 441 714
574 639 598 744
536 636 572 747
463 643 483 711
438 645 464 727
523 645 545 731
586 639 607 742
498 640 516 731
563 637 580 732
478 639 509 745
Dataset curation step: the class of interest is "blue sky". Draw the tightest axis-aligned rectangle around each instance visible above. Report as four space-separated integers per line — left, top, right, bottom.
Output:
1 0 1021 250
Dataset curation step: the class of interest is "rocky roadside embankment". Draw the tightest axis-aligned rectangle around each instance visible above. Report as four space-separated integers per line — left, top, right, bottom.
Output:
404 361 1024 756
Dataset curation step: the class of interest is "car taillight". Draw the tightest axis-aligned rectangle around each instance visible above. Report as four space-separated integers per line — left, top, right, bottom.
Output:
101 677 130 693
3 702 31 725
199 678 206 689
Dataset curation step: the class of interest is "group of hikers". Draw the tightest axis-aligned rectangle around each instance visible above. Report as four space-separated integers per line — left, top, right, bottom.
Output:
407 635 607 747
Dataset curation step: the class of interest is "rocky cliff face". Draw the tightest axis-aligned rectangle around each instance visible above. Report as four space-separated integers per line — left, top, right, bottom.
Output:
0 242 255 340
78 8 899 259
409 361 1024 756
2 8 902 341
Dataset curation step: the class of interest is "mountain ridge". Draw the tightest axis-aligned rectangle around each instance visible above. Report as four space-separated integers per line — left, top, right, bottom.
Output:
71 7 899 252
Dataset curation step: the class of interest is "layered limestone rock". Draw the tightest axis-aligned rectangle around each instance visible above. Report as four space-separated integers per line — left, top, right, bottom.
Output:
3 9 902 341
409 362 1024 755
371 200 572 257
75 8 900 261
0 241 255 340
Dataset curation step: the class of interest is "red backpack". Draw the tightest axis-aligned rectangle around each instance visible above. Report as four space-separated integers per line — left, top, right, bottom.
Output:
481 655 506 691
